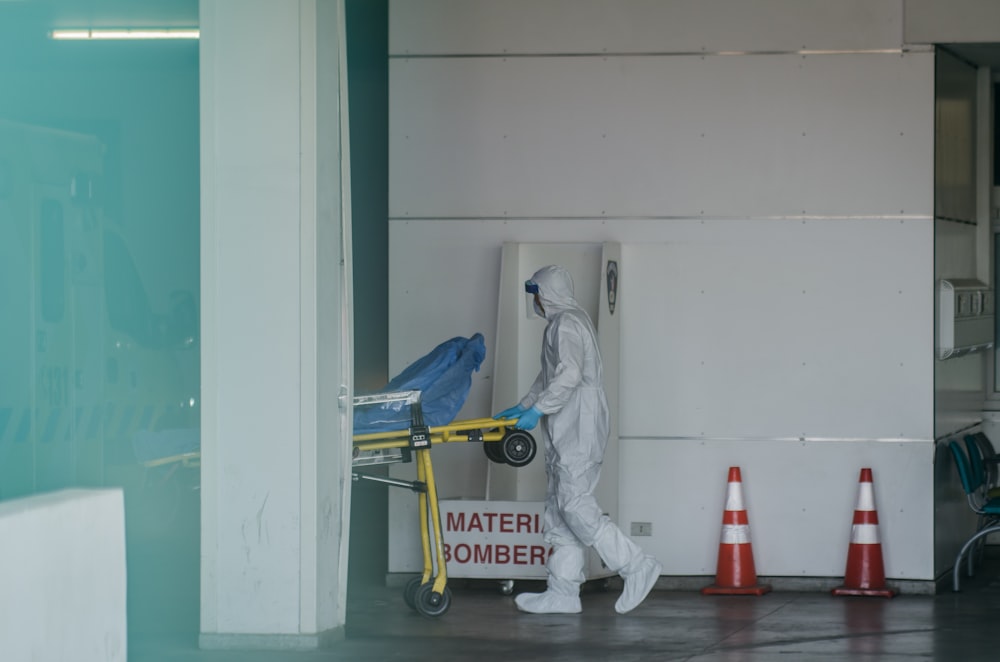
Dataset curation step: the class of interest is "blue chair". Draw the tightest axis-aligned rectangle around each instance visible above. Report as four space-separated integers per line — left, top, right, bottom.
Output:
959 436 998 570
949 440 1000 591
965 433 1000 498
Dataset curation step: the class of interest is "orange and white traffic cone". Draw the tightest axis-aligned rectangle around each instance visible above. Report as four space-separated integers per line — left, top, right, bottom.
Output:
832 468 896 598
702 466 771 596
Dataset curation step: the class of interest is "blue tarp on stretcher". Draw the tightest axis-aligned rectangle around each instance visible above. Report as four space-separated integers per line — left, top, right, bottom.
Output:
132 333 486 464
353 333 486 435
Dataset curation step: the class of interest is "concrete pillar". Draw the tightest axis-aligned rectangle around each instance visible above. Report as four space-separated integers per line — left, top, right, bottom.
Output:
199 0 354 649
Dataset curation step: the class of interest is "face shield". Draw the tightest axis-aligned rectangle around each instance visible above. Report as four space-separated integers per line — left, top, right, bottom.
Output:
525 279 545 319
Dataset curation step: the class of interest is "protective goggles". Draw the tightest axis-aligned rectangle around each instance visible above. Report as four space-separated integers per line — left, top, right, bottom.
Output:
524 280 539 294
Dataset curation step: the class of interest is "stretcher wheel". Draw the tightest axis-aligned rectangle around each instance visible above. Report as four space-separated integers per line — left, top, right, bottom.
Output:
403 577 424 611
499 579 515 595
483 439 506 464
502 431 536 467
414 582 452 617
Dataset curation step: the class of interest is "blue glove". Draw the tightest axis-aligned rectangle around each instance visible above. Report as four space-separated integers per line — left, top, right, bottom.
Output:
494 404 527 420
512 406 543 431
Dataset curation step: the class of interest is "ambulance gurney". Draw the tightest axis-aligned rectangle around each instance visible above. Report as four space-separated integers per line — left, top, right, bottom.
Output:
131 333 488 470
351 334 537 618
129 427 201 538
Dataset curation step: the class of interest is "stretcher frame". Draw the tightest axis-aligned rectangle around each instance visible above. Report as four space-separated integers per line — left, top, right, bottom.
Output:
352 390 535 617
134 391 535 618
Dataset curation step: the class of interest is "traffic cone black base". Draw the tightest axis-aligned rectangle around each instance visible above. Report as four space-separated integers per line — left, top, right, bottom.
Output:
701 467 771 597
832 468 896 599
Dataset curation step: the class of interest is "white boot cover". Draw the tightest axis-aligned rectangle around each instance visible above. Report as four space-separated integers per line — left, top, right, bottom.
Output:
615 556 662 614
514 591 582 614
515 544 585 614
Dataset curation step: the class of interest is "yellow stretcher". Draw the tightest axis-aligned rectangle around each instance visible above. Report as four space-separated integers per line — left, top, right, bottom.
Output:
352 390 536 617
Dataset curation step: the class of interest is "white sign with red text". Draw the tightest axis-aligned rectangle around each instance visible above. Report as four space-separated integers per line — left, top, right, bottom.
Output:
439 500 551 579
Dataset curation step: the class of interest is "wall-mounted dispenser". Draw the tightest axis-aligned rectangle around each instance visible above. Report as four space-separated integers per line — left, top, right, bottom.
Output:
936 279 994 360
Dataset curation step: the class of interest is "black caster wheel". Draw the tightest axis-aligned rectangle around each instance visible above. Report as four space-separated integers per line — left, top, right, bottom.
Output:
483 439 506 464
414 582 452 618
499 579 515 596
403 577 424 611
502 430 536 467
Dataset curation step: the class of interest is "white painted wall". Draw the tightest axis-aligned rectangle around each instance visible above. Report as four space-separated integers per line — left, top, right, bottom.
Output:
387 0 955 582
390 53 932 219
200 0 353 646
391 0 905 55
905 0 1000 44
0 489 126 662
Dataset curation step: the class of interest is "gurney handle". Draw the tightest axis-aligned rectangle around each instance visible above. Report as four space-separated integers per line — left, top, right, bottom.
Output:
352 472 426 493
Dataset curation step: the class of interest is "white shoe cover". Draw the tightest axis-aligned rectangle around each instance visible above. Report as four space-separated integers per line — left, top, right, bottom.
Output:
615 557 662 614
514 591 582 614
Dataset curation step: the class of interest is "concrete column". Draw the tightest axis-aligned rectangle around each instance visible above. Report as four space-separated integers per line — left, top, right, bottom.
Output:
199 0 353 649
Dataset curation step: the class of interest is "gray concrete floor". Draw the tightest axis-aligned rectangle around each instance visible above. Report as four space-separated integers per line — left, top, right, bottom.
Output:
130 552 1000 662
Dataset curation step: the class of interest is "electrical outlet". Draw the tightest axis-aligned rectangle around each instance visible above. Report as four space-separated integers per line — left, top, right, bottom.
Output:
630 521 652 536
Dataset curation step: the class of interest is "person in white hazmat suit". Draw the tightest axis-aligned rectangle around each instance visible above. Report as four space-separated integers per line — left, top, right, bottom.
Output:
495 265 662 614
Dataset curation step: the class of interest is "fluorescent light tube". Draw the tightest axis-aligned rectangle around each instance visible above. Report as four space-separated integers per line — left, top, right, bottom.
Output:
50 29 199 40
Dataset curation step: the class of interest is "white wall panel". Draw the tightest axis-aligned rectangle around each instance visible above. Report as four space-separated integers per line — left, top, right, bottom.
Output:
905 0 1000 44
620 218 934 441
619 439 935 579
391 0 905 55
390 52 933 219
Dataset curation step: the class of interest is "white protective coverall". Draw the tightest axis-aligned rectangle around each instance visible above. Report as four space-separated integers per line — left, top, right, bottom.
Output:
508 265 661 614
